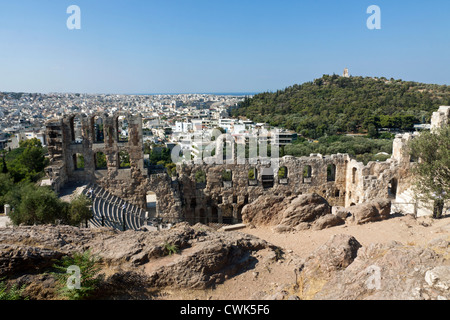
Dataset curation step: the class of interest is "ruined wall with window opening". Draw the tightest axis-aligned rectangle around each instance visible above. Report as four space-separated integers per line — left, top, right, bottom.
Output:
44 107 449 225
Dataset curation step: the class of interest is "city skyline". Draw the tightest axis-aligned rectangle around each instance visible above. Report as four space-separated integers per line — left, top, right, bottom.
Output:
1 0 450 94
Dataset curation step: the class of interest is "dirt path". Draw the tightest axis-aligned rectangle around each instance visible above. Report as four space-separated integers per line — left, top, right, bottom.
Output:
242 215 450 258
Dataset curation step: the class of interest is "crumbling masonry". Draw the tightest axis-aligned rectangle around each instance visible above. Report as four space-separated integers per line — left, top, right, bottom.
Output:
44 106 450 225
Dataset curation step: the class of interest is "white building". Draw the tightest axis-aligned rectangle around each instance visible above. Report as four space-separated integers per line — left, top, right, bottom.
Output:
175 121 193 133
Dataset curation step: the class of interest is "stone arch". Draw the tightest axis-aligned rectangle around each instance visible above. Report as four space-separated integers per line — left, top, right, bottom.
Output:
91 115 105 144
211 207 219 223
248 167 258 186
73 153 84 171
303 165 312 183
95 151 107 170
327 164 336 182
278 166 288 179
118 150 130 169
70 114 84 143
116 115 130 143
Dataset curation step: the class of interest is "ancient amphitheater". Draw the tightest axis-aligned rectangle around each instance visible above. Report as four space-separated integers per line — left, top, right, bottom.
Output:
42 106 450 230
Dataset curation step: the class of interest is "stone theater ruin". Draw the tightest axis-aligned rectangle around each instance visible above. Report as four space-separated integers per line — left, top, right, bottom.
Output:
43 107 450 230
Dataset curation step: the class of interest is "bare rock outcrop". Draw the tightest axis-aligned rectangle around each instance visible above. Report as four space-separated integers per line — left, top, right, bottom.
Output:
312 214 345 230
242 193 331 230
0 223 274 298
0 225 100 277
347 198 391 225
292 234 450 300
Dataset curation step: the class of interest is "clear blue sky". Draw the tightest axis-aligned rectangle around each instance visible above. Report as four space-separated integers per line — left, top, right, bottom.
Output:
1 0 450 94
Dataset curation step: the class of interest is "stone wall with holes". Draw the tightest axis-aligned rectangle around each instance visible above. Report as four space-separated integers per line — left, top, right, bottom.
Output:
45 106 449 224
45 112 411 224
175 153 352 224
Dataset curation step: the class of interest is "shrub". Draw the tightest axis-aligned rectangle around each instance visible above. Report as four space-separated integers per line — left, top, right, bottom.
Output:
8 184 66 226
195 170 206 184
221 170 232 182
163 242 179 256
68 195 93 226
248 168 256 180
278 167 287 179
52 250 102 300
0 280 27 300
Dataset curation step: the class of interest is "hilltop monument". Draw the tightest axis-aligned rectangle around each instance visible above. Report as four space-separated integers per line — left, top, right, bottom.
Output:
343 68 350 78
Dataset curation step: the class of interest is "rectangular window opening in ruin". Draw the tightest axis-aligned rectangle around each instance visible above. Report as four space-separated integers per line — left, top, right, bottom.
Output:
262 175 274 189
327 164 336 182
71 116 83 144
303 165 312 183
278 166 289 184
222 169 233 188
248 168 258 186
117 117 129 143
118 151 131 169
95 152 107 170
92 116 105 144
73 153 85 171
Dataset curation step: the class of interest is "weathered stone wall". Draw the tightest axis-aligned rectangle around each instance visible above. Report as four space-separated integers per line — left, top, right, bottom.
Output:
175 154 348 224
431 106 450 132
45 107 449 224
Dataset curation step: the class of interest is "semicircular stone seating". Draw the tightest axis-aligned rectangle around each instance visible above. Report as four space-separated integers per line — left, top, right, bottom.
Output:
82 183 145 231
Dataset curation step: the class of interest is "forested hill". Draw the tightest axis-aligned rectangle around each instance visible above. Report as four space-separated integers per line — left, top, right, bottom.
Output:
232 75 450 139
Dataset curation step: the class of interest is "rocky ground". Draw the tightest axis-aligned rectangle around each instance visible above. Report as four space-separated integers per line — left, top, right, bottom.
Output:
0 193 449 300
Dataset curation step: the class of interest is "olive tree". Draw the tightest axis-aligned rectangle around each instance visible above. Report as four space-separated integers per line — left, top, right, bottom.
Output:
409 125 449 218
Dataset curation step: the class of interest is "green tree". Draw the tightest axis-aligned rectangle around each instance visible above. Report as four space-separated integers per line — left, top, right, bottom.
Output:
4 138 48 183
409 125 449 218
8 184 65 225
165 162 177 176
1 156 7 174
69 195 93 226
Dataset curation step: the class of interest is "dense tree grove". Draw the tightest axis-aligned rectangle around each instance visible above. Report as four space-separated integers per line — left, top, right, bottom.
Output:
0 139 92 226
233 75 450 139
0 138 49 183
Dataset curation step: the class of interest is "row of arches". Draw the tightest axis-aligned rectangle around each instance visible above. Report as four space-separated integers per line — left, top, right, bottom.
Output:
72 151 131 171
69 115 130 144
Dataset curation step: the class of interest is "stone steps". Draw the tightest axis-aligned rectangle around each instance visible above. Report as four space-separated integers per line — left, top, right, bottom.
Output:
83 183 145 231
